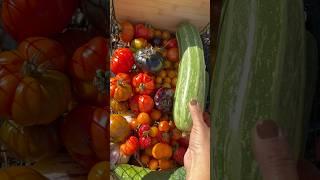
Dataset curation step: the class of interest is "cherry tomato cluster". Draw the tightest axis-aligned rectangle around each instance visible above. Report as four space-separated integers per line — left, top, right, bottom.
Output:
110 21 188 171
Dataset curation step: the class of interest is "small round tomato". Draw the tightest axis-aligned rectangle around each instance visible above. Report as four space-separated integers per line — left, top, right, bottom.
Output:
138 95 154 113
132 73 155 95
149 126 159 137
159 121 170 132
135 24 149 39
165 38 177 49
129 118 139 130
111 48 135 74
159 159 174 170
167 47 179 62
150 109 161 121
131 38 147 49
120 21 135 43
137 112 151 125
148 159 159 170
162 31 171 40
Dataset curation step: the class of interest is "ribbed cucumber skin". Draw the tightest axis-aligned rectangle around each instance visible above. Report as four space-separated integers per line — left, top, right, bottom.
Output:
210 0 306 179
173 22 206 132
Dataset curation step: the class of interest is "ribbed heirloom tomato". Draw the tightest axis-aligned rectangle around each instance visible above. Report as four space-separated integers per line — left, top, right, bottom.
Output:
0 37 71 126
110 77 132 102
1 0 78 42
110 48 135 74
132 73 155 95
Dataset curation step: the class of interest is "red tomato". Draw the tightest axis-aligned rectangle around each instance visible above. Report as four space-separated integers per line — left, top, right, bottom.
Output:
165 38 178 49
60 105 100 170
167 48 179 62
90 107 108 161
129 95 140 115
138 95 154 113
1 0 78 42
132 73 155 95
120 21 135 43
110 48 135 74
135 24 150 40
70 37 108 81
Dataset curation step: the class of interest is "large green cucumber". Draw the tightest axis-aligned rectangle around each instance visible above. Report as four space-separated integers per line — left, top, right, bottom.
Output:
210 0 306 179
173 22 207 132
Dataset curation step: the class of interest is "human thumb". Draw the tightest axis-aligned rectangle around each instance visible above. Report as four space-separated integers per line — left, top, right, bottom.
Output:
252 120 298 180
188 99 208 132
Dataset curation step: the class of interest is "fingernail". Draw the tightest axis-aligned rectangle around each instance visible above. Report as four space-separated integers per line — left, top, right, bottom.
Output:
256 120 279 139
190 99 198 106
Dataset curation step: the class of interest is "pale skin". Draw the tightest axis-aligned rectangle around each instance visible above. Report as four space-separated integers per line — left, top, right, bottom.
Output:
184 99 320 180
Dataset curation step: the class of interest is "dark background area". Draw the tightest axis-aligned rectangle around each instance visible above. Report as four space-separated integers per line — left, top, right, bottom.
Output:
303 0 320 167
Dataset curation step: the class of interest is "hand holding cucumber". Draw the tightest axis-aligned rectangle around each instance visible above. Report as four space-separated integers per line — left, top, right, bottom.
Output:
185 100 320 180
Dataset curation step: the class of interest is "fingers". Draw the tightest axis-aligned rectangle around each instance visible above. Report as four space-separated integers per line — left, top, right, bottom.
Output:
188 99 208 131
252 120 298 180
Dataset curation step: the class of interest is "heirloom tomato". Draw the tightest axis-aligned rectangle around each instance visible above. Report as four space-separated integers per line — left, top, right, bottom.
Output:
110 48 135 74
70 37 108 81
1 0 78 42
132 73 155 95
110 77 132 102
0 37 71 126
110 114 131 143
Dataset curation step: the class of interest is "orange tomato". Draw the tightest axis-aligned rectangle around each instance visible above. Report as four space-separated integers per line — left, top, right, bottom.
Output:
128 118 138 130
150 109 161 121
152 143 173 160
149 126 159 137
159 121 170 132
137 112 151 125
148 159 159 170
159 159 174 170
110 78 133 102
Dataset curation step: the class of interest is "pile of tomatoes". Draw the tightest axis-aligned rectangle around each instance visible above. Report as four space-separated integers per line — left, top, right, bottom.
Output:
0 0 108 179
110 21 188 171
